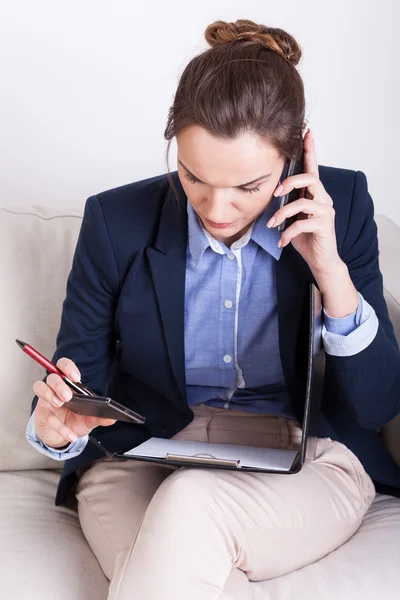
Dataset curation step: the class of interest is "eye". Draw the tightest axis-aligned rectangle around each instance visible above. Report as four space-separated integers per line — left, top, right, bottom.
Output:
184 172 261 194
239 186 261 194
184 173 202 185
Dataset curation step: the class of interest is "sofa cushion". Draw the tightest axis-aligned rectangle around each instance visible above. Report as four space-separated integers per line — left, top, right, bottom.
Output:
0 469 108 600
0 206 83 471
252 494 400 599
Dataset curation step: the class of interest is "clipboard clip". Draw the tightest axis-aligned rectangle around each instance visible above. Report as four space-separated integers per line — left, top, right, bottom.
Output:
166 452 240 467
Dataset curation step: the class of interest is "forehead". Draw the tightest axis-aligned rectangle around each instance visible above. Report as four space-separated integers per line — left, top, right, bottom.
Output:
177 126 282 184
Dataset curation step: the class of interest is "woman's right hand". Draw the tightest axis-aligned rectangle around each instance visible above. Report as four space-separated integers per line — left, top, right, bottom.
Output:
33 357 116 449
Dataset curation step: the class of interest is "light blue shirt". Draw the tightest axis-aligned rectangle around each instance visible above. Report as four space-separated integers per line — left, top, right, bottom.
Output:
26 195 379 459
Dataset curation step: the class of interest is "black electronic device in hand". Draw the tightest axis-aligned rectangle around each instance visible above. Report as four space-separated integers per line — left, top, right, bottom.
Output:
278 149 305 233
67 393 146 424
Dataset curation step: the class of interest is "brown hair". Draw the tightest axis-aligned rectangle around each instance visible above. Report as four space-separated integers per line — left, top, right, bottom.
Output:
164 19 307 200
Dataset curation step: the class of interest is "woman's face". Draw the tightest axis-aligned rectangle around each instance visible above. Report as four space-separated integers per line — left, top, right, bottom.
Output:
177 125 286 246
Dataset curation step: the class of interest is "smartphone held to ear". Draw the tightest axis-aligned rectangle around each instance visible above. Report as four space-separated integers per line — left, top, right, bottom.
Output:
277 149 305 233
67 393 146 424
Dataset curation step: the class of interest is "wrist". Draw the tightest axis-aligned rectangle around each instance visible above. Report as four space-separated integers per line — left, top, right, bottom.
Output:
50 441 71 450
313 260 359 318
311 259 348 291
38 434 71 450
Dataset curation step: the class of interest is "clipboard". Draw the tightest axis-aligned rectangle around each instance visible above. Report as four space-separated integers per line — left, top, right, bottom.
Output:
89 283 326 475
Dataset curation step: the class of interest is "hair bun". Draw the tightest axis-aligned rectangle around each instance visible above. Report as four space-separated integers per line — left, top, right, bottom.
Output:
205 19 302 67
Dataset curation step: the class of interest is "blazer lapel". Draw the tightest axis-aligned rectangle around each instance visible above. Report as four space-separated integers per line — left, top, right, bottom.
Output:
146 174 188 404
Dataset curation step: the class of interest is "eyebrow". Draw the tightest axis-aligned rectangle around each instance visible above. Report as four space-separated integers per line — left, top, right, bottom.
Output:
178 160 272 188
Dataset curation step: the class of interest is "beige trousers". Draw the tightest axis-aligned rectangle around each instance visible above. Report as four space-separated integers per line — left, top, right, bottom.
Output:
75 403 375 600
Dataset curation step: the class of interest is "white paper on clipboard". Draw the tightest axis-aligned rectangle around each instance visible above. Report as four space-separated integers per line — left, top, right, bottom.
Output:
122 438 298 471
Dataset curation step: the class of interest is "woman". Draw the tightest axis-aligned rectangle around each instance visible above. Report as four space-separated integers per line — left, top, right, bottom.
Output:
26 19 400 600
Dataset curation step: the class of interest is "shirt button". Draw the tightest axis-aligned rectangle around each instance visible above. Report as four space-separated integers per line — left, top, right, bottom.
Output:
227 253 235 260
224 300 233 309
223 355 232 364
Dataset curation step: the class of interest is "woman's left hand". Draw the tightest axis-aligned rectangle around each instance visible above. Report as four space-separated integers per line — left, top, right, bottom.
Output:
267 130 342 276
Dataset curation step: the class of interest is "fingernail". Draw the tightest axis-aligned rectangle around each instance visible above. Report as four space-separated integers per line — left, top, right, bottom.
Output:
62 390 72 401
266 217 276 228
54 398 63 407
273 185 284 197
277 239 283 248
70 371 81 382
68 433 78 442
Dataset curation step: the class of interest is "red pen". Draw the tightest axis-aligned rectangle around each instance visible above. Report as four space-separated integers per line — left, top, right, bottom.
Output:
15 339 95 397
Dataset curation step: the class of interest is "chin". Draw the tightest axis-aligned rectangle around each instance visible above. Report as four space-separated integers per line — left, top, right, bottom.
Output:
213 223 252 246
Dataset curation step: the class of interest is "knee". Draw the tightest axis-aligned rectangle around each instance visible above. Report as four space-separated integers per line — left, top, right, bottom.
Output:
153 468 220 514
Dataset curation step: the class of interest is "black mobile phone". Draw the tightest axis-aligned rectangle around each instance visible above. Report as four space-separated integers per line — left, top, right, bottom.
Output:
67 393 146 424
277 148 305 233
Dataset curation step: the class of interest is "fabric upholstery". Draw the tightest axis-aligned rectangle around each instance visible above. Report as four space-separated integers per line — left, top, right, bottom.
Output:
0 469 108 599
252 494 400 600
0 206 82 471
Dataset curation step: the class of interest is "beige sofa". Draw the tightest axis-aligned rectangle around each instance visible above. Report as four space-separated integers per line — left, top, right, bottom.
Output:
1 203 400 600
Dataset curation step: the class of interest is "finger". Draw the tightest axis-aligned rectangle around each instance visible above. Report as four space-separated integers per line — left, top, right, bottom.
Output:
303 129 319 176
56 357 81 382
37 396 58 413
46 373 73 403
268 199 333 229
63 412 116 436
87 416 117 428
274 172 325 201
279 217 323 247
46 412 80 443
34 380 66 408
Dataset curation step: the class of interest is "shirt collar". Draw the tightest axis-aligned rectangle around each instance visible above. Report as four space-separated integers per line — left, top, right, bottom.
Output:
187 199 213 266
187 194 283 268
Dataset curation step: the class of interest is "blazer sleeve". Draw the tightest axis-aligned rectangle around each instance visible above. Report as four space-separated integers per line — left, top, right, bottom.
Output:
30 195 120 416
323 170 400 430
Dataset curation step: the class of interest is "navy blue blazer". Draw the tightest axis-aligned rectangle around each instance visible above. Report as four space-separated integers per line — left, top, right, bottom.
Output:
31 167 400 506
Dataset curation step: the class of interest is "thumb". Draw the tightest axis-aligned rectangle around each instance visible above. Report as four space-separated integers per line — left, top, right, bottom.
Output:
90 416 117 428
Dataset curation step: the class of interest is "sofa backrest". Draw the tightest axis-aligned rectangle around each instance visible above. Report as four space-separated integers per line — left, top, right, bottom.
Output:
374 216 400 463
0 206 399 472
0 206 83 470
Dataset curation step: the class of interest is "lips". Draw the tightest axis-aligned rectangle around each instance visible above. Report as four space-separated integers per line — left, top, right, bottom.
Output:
204 218 235 229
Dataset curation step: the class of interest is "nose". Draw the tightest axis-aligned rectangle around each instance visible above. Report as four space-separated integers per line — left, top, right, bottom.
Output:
203 189 232 223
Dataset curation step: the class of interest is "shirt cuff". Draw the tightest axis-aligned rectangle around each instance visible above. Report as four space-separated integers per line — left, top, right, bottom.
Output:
26 412 88 460
322 292 379 356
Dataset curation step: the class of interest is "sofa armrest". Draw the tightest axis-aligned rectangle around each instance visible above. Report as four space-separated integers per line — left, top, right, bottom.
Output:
375 215 400 465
